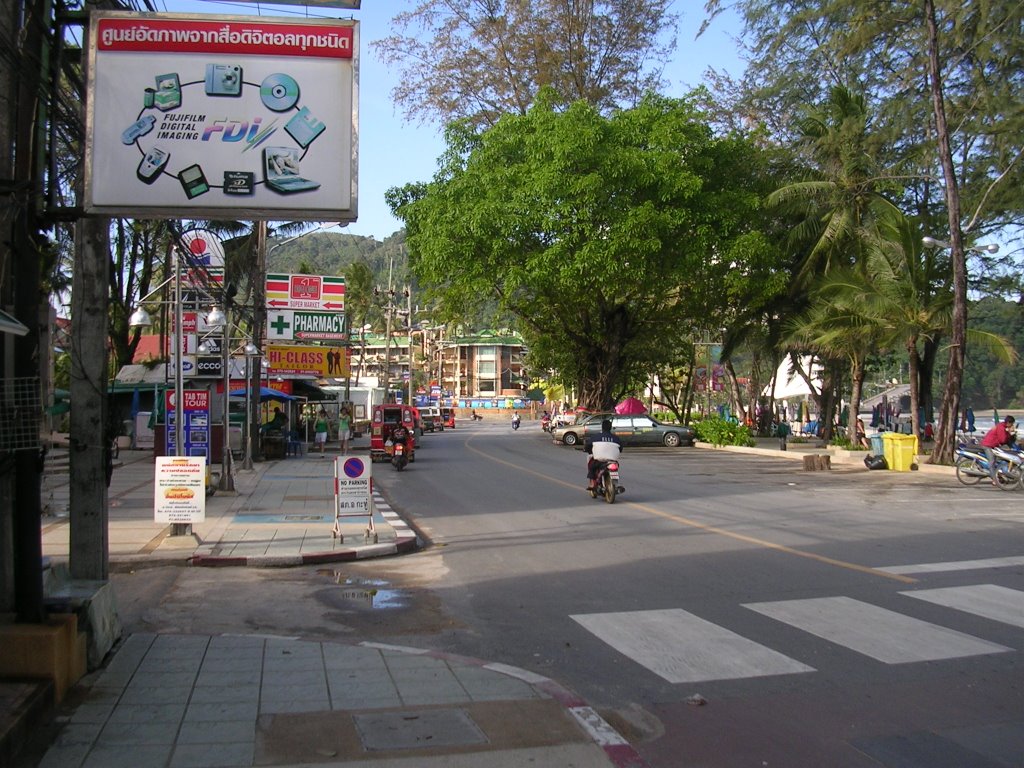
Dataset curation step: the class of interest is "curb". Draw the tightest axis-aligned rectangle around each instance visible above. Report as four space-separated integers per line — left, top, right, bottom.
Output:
189 535 418 567
190 490 420 567
697 441 954 475
361 641 650 768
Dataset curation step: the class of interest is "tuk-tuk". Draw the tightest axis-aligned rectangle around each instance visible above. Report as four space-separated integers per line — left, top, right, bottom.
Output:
370 404 418 462
440 407 456 429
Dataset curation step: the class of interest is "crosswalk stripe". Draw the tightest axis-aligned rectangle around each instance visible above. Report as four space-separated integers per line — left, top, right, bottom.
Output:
744 596 1011 663
878 555 1024 575
570 609 815 683
900 584 1024 630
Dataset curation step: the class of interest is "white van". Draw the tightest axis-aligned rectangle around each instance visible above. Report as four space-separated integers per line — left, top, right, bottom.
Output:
417 406 443 432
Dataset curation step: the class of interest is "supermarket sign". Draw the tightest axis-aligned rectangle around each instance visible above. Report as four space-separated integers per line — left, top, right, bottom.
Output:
266 273 345 311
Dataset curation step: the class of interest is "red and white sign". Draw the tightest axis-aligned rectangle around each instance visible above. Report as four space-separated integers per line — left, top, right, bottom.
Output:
166 389 210 411
95 17 354 58
266 273 345 311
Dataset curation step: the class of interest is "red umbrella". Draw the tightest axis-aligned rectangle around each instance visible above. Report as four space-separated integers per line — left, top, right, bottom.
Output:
614 397 647 415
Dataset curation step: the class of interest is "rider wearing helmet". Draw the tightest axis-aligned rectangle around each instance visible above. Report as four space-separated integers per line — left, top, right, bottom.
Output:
584 418 622 489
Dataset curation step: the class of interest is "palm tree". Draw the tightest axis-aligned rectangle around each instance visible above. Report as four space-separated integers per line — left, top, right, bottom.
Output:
768 85 901 436
767 85 902 289
807 214 1015 444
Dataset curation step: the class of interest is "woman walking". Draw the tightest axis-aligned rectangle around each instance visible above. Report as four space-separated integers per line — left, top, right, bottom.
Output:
338 406 352 455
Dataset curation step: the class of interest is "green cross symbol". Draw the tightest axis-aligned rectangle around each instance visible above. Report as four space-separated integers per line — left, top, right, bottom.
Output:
270 314 291 336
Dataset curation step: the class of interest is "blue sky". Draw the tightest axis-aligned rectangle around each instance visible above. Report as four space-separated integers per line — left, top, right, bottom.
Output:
161 1 746 241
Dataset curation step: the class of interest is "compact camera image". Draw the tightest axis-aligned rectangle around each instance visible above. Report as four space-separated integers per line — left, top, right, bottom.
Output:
205 64 243 97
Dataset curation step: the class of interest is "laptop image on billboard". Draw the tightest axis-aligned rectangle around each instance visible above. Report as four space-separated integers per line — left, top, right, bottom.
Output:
263 147 321 194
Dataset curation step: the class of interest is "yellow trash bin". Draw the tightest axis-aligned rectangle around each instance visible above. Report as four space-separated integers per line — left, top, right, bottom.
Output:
883 432 918 471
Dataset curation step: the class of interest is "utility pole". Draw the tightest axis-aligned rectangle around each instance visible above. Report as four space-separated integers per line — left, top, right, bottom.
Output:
249 222 266 463
7 0 53 620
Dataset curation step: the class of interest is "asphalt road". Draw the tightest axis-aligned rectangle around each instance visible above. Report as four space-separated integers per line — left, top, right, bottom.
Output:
368 421 1024 768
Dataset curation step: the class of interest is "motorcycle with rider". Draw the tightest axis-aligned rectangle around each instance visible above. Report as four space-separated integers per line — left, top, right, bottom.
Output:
584 418 624 503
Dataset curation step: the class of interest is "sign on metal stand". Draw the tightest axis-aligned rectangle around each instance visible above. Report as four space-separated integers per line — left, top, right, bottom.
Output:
333 456 375 543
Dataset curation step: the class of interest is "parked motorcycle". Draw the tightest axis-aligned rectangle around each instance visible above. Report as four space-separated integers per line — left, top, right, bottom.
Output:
589 459 625 503
955 443 1022 490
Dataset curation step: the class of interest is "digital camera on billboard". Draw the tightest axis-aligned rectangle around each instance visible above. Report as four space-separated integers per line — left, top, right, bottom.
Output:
205 64 243 97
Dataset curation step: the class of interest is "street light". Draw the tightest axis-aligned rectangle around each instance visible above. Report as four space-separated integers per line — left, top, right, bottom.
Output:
128 245 188 535
240 342 259 470
922 236 999 254
203 294 236 493
267 222 343 259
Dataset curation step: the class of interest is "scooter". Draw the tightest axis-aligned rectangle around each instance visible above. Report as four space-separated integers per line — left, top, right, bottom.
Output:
589 459 625 504
390 440 409 471
541 415 551 433
955 442 1022 490
511 416 521 431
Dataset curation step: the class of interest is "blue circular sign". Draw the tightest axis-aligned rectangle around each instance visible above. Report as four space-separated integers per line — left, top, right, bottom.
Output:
343 457 366 478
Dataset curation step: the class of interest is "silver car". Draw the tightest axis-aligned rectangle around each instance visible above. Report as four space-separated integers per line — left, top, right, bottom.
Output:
552 413 695 447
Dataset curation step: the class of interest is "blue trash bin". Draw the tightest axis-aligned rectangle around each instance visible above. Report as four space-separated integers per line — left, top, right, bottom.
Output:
870 434 884 455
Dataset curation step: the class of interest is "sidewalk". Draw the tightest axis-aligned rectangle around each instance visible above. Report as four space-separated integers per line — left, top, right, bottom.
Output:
40 437 417 568
20 634 635 768
12 438 641 767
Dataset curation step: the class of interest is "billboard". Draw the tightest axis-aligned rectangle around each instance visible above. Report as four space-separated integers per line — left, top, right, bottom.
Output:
267 343 348 377
84 12 358 222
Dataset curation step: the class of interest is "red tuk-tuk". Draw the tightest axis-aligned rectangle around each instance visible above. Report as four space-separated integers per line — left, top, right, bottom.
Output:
441 407 456 429
370 404 418 462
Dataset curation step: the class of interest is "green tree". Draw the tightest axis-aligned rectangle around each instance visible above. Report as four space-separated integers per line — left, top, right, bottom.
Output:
704 0 1024 461
767 85 900 438
388 92 770 409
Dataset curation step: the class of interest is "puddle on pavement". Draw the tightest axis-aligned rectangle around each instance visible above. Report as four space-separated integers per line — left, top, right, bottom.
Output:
317 571 408 609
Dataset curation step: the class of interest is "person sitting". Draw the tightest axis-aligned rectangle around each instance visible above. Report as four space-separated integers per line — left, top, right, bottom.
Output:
262 406 288 435
390 423 411 456
855 418 870 449
981 415 1016 485
584 419 622 490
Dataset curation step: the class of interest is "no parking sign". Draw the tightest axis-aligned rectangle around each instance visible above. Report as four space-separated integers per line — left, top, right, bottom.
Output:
333 456 372 541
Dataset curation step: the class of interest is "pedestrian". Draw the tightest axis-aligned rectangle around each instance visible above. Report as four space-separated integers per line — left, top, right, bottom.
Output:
338 406 352 455
776 420 791 451
314 409 329 455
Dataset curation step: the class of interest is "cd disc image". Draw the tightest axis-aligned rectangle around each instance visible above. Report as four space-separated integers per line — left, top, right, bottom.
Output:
260 73 300 112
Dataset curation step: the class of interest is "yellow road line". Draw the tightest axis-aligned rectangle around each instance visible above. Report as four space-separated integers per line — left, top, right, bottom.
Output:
465 436 917 584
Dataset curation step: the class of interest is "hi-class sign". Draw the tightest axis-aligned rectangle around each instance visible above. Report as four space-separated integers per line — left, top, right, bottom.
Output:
267 310 347 341
266 273 345 311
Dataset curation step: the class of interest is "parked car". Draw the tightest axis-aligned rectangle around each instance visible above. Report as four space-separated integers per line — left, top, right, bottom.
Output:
552 413 695 448
417 406 443 432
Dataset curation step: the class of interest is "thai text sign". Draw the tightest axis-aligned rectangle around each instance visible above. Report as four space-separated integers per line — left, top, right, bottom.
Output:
154 456 206 523
266 273 345 311
85 12 358 222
